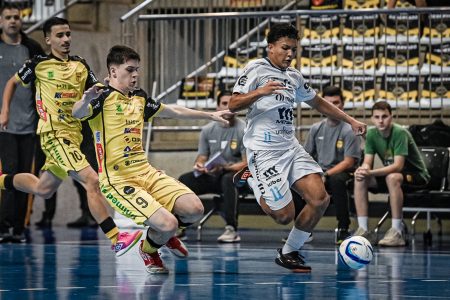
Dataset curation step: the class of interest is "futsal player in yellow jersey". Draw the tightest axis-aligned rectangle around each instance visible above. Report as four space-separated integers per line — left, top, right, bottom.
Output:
0 17 141 255
72 45 232 274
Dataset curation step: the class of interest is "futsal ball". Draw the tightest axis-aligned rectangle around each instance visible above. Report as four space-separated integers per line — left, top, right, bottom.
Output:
338 236 373 270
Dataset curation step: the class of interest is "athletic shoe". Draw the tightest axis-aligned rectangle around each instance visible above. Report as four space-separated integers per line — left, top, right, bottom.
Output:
138 241 169 274
275 248 311 273
112 230 143 257
217 225 241 243
335 228 351 245
233 166 252 188
281 233 313 244
378 228 406 247
165 236 189 257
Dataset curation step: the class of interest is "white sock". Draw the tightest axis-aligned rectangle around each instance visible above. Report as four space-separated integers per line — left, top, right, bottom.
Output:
282 227 310 254
248 177 261 205
392 218 402 232
357 216 368 231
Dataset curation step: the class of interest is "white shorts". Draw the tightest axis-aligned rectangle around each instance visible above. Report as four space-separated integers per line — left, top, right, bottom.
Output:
247 143 322 211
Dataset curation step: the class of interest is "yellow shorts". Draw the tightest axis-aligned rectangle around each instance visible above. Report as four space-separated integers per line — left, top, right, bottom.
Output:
40 130 90 180
99 166 194 225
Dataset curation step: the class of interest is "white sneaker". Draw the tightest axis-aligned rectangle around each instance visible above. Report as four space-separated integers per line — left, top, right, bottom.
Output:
217 225 241 243
378 228 406 247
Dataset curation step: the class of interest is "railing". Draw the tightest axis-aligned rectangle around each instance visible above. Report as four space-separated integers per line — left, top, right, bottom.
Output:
138 7 450 119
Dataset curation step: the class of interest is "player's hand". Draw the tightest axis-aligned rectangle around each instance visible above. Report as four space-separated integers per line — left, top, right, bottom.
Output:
0 110 9 131
211 110 233 127
351 120 367 136
259 80 286 96
83 86 104 102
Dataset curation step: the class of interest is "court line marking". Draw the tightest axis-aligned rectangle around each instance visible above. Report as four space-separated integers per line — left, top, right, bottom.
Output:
20 288 48 291
56 287 86 290
421 280 449 282
214 283 243 286
294 282 324 284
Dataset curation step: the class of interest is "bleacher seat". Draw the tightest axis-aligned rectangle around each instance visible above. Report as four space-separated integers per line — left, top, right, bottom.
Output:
377 74 419 108
378 42 420 75
421 13 450 44
301 14 340 45
342 14 380 44
299 43 338 76
340 43 378 75
341 75 376 108
420 41 450 74
379 13 419 43
418 74 450 109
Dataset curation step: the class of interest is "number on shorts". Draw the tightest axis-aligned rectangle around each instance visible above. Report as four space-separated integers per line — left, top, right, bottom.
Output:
70 150 83 162
136 197 148 208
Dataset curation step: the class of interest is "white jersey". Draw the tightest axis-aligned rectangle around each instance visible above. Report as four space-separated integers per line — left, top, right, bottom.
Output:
233 58 316 150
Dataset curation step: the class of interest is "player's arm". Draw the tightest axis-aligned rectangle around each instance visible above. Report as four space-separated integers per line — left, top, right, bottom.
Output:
0 76 20 130
72 86 104 119
228 80 285 112
326 157 358 177
369 155 405 177
308 95 367 136
158 104 233 127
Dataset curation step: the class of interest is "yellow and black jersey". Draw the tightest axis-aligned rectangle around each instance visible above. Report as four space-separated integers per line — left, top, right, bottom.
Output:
85 87 164 180
16 53 99 134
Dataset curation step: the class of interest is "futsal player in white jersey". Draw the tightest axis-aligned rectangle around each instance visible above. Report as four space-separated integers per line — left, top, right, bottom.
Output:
229 23 366 272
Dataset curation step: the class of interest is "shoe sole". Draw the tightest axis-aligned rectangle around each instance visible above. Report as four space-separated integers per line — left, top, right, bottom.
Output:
116 231 143 257
274 258 312 273
147 267 169 274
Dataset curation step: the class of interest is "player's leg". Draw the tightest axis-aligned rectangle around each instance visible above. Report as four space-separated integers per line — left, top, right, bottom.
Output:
73 166 142 255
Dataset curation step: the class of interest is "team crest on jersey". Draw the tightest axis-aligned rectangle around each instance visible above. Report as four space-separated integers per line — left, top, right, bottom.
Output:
238 75 248 86
336 139 343 149
230 140 238 150
47 71 54 80
76 72 82 82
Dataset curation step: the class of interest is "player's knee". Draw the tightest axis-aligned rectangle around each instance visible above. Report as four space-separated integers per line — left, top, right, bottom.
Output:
309 193 330 213
273 211 295 225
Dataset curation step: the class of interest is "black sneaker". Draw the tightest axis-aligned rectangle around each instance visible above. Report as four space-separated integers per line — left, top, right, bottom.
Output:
275 248 311 273
233 166 252 188
335 228 351 245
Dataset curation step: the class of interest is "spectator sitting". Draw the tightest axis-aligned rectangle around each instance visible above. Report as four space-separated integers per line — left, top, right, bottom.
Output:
353 101 430 246
178 90 247 243
303 86 361 245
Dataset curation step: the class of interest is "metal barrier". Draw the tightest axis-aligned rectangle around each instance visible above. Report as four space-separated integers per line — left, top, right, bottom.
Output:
137 7 450 117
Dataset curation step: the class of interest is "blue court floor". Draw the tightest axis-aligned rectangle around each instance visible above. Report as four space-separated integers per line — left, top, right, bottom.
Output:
0 227 449 300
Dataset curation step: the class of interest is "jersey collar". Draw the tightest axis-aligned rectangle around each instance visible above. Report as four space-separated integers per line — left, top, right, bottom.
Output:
264 57 287 72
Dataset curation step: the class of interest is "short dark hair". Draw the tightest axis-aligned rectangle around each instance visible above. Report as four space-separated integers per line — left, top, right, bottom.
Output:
216 90 232 106
371 101 392 115
322 86 344 103
267 23 299 44
107 45 140 73
0 3 21 15
43 17 69 37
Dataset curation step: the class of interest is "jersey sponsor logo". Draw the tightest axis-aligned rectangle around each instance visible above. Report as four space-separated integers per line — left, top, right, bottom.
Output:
123 136 141 143
124 128 141 134
56 83 73 89
276 107 293 123
126 120 139 125
54 91 78 99
238 75 248 86
36 97 47 121
19 66 32 81
124 158 146 166
95 131 104 172
263 165 279 179
123 146 131 157
102 190 137 220
304 82 313 93
275 94 294 103
275 126 294 136
123 186 135 195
